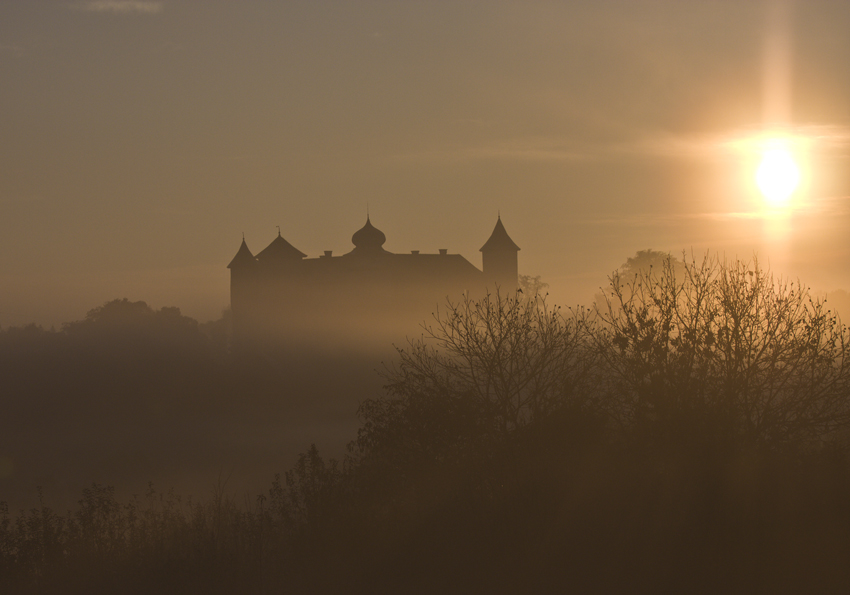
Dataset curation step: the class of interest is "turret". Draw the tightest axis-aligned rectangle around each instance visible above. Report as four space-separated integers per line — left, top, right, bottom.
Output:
348 216 390 256
228 238 257 270
480 216 520 292
255 230 307 267
227 238 258 346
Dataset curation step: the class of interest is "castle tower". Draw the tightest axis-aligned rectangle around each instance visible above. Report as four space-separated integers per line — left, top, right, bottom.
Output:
480 216 520 293
227 238 258 346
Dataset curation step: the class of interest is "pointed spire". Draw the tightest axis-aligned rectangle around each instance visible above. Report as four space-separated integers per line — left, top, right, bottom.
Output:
480 216 520 252
227 238 257 269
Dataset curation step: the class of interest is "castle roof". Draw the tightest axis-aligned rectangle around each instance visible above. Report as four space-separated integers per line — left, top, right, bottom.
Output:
256 232 307 263
480 216 520 252
349 216 389 255
227 239 257 269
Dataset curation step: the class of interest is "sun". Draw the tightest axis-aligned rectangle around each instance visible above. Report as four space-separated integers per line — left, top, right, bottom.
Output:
756 142 800 207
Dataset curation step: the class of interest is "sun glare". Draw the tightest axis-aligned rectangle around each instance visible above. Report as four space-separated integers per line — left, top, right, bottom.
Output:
756 142 800 207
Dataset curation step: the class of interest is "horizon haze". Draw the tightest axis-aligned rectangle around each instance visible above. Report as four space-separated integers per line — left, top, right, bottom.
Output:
3 0 850 328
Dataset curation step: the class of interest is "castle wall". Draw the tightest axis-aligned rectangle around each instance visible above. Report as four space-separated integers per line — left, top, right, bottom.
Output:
228 218 519 349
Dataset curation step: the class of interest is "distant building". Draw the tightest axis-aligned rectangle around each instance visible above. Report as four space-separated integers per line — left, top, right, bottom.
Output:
227 216 520 345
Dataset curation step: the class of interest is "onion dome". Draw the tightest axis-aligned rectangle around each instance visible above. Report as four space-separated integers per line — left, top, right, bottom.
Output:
256 230 307 264
480 216 520 253
227 238 257 269
350 216 388 253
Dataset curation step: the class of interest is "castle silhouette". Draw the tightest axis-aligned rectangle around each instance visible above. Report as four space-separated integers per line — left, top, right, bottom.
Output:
228 216 520 344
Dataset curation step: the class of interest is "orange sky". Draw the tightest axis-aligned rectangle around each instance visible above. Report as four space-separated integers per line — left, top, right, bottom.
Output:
2 0 850 327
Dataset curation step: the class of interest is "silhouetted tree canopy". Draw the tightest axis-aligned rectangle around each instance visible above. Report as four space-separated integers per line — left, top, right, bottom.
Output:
360 292 597 456
619 248 686 280
825 288 850 323
4 263 850 593
596 253 850 444
517 274 549 296
61 299 207 355
362 255 850 457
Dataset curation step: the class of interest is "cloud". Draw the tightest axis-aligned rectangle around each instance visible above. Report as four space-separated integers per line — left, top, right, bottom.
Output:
579 191 850 232
393 137 600 165
630 124 850 161
462 139 595 163
390 122 850 171
78 1 163 14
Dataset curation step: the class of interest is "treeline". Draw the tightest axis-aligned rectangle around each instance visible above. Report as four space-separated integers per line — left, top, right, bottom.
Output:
3 255 850 593
1 299 231 420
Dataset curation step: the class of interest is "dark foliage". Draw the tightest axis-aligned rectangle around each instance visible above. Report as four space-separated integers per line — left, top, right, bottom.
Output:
596 253 850 444
3 258 850 593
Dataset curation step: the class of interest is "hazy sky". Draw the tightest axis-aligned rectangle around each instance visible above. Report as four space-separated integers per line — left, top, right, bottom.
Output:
2 0 850 327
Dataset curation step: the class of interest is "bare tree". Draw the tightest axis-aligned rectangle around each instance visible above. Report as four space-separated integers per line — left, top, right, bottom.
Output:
370 291 598 447
595 253 850 443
